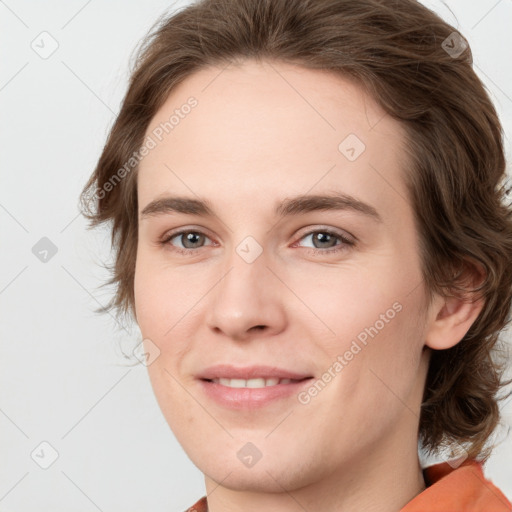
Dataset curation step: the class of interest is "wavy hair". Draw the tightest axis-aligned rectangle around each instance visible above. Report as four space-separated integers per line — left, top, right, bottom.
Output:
80 0 512 461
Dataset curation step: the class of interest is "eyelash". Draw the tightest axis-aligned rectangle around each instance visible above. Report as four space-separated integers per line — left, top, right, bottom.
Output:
159 227 355 256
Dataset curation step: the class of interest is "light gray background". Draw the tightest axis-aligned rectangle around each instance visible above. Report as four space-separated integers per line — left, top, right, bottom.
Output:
1 1 511 511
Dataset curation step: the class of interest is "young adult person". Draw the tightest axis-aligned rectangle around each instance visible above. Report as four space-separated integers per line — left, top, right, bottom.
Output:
80 0 512 510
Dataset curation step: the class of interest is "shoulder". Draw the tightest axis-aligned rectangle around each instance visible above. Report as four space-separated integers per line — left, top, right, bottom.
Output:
184 496 208 512
401 459 512 512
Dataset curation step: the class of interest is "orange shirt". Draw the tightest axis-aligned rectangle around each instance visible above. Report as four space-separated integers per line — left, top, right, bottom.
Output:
185 459 511 511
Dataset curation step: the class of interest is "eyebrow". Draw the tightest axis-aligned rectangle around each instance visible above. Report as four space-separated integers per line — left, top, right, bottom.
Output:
140 192 382 222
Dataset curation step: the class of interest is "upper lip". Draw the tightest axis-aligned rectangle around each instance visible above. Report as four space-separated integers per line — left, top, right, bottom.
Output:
197 364 313 381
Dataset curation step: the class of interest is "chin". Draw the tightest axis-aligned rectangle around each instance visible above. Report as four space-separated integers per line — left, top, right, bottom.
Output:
193 447 318 493
205 465 293 493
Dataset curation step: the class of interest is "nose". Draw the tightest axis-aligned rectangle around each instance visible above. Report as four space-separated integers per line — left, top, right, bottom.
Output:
205 247 287 341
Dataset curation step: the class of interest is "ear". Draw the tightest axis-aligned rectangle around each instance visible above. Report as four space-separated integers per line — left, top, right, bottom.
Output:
424 261 486 350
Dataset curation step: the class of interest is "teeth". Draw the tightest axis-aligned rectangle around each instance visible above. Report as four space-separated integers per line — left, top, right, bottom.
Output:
213 377 294 388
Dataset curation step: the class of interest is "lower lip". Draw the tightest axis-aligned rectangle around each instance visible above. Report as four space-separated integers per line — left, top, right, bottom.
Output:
198 378 313 409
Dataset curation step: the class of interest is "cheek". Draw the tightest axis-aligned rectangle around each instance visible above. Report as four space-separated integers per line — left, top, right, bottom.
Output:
305 263 427 407
334 290 427 421
134 251 195 337
289 261 413 351
133 254 207 392
134 259 201 429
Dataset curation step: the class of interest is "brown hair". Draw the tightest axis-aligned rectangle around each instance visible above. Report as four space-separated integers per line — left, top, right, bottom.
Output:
80 0 512 461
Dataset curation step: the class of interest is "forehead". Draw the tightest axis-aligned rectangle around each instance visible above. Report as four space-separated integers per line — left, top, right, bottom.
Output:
137 59 411 222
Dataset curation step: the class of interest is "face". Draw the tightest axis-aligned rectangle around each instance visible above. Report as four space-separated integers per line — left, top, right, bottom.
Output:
134 59 432 493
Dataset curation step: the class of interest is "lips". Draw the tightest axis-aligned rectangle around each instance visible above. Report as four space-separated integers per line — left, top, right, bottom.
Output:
211 377 295 388
196 364 314 409
197 364 313 381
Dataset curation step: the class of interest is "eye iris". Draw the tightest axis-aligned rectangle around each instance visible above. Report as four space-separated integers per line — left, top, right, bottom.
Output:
183 232 203 248
173 231 342 250
314 232 336 248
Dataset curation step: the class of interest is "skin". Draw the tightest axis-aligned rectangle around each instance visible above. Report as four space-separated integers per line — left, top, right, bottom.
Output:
134 59 483 512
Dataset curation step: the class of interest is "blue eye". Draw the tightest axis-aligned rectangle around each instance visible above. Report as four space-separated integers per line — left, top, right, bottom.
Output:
160 230 214 255
160 227 355 256
295 229 355 255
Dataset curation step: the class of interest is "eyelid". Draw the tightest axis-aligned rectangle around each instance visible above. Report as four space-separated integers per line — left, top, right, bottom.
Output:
160 225 356 254
159 226 216 247
293 224 356 244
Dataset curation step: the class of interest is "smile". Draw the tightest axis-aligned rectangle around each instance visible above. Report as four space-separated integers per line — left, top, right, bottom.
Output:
209 377 296 388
